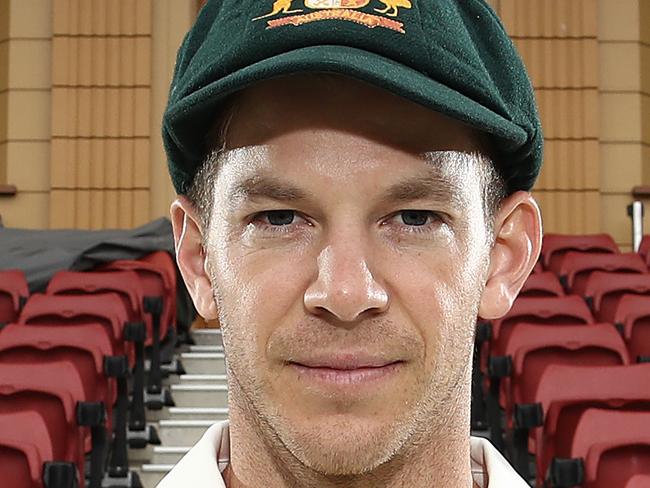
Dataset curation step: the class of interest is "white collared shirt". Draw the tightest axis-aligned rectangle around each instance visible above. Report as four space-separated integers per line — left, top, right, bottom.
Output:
157 421 529 487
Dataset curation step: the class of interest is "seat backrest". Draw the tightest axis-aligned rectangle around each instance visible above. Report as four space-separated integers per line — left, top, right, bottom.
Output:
584 271 650 322
19 293 127 343
588 441 650 488
559 252 647 295
0 323 114 404
625 474 650 488
532 363 650 483
535 364 650 435
519 272 564 298
613 294 650 361
0 362 86 475
102 259 173 336
46 270 143 321
0 269 29 324
508 323 629 405
491 295 594 349
570 409 650 460
0 410 54 488
140 251 178 326
542 234 618 273
568 409 650 488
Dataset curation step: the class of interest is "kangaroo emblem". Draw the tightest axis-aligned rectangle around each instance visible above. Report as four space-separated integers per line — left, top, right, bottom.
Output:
253 0 303 21
375 0 412 17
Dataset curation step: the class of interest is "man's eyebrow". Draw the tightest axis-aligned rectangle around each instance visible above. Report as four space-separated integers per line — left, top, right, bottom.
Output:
383 162 466 208
227 175 312 204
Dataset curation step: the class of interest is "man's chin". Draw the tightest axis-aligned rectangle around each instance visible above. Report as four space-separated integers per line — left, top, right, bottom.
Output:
276 414 410 477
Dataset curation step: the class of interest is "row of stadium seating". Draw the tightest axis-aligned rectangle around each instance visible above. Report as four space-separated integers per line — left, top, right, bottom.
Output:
0 251 183 488
472 233 650 487
4 233 650 487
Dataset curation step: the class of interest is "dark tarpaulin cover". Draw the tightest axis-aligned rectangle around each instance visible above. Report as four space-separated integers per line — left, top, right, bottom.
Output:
0 218 196 331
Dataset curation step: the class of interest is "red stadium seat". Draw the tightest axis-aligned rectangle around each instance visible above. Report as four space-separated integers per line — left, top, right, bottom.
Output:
46 271 148 339
519 272 564 298
0 411 55 488
19 293 134 365
19 291 160 450
490 295 594 353
0 362 88 480
542 234 618 274
0 269 29 324
613 294 650 361
486 323 628 458
512 363 650 486
100 257 176 400
139 251 178 330
625 474 650 488
533 261 544 274
101 258 174 340
558 251 646 295
502 323 628 412
565 409 650 488
0 323 116 429
583 271 650 322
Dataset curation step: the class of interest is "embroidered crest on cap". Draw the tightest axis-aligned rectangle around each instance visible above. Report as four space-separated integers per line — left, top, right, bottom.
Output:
252 0 412 34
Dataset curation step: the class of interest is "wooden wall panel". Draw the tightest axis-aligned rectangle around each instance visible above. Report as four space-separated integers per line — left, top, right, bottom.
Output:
49 0 152 229
0 0 51 228
597 0 649 247
494 0 601 237
149 0 196 221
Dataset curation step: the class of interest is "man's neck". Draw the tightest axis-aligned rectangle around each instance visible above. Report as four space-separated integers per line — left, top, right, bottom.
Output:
224 388 476 488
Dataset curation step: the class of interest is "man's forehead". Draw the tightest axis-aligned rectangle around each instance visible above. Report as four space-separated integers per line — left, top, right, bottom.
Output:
216 145 479 210
222 74 487 157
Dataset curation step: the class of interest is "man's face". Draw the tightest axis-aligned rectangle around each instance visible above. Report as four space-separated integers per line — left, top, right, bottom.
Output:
202 75 493 475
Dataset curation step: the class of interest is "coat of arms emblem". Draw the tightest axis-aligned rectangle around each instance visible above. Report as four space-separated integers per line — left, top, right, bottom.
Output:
304 0 371 8
253 0 412 33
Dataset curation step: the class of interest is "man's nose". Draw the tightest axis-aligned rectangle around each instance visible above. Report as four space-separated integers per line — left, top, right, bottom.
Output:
303 241 389 323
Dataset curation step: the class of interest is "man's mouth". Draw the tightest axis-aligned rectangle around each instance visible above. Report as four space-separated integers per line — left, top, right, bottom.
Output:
287 354 404 386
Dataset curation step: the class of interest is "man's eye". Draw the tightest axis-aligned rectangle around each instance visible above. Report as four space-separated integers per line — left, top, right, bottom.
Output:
263 210 295 226
399 210 436 226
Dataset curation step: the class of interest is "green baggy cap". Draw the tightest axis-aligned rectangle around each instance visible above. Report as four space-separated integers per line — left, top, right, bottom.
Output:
163 0 543 195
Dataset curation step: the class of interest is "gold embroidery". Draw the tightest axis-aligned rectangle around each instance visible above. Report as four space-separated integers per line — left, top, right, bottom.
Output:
304 0 370 8
252 0 303 21
268 9 406 33
375 0 412 17
252 0 411 33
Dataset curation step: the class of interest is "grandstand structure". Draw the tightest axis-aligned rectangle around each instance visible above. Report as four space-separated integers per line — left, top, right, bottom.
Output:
1 0 650 487
3 235 650 486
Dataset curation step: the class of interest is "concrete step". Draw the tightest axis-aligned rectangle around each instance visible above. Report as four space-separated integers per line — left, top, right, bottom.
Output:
168 407 229 420
192 329 223 346
181 352 227 375
158 419 215 445
139 464 173 487
179 374 227 384
189 344 224 353
152 446 191 465
170 384 228 408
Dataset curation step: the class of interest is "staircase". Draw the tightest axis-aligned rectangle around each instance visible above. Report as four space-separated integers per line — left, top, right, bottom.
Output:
136 329 227 487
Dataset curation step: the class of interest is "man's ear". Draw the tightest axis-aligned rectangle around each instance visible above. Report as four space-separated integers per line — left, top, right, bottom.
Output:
170 196 219 321
478 191 543 320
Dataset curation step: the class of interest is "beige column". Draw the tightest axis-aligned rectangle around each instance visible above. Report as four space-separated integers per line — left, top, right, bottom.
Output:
598 0 650 248
49 0 153 230
0 0 52 228
149 0 197 222
495 0 601 235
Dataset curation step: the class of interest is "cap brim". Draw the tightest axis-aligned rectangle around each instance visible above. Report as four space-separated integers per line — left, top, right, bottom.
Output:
166 44 530 184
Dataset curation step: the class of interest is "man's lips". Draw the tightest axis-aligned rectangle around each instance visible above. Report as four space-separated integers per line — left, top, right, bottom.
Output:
287 353 401 370
286 354 404 386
